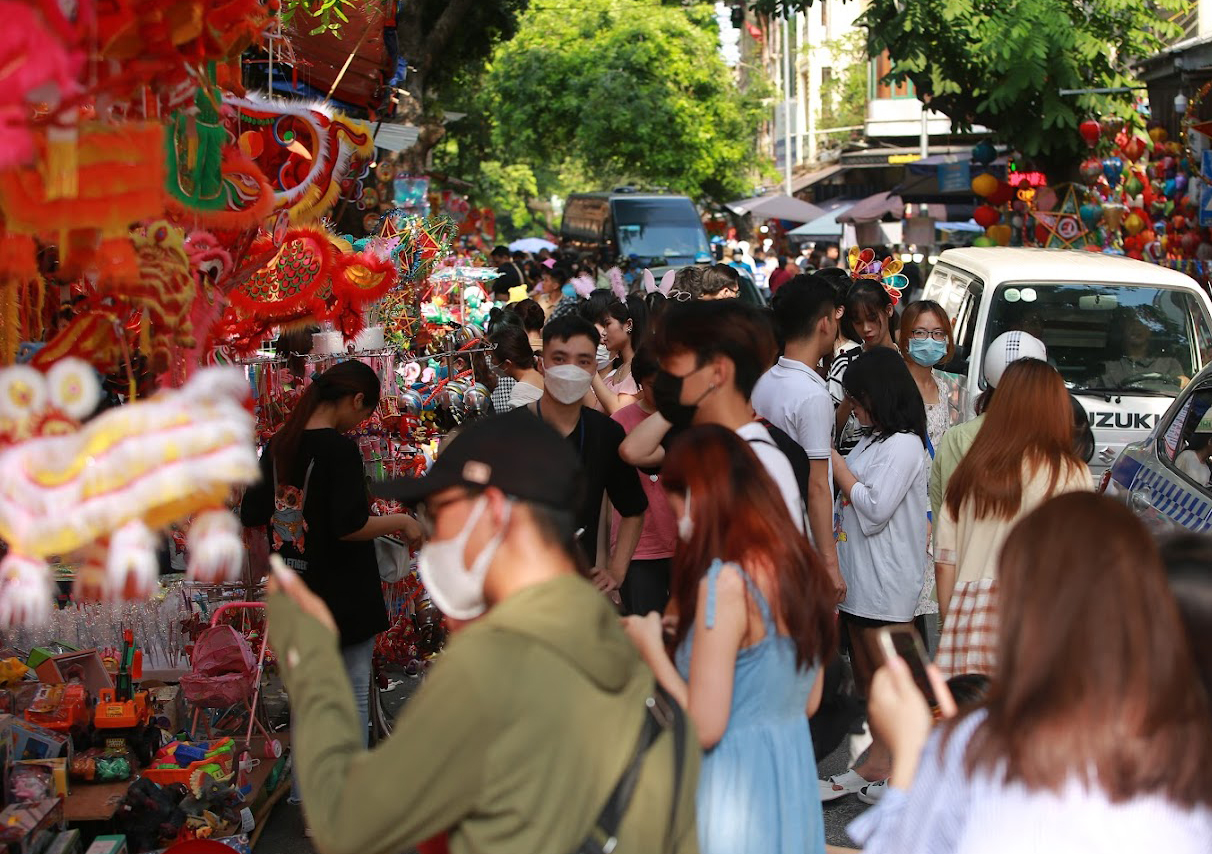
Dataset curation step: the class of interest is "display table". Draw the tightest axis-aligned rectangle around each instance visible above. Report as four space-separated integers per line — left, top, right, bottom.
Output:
63 735 287 828
64 780 130 823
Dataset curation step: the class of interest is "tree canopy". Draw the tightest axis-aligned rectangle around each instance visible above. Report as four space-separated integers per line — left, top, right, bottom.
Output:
478 0 765 206
749 0 1185 174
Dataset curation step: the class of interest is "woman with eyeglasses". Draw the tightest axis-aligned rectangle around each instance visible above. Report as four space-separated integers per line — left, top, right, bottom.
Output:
898 300 965 641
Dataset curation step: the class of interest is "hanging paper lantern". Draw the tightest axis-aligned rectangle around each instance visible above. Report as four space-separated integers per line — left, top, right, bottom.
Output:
1175 174 1189 194
987 181 1015 206
972 235 995 247
973 205 1001 228
972 141 997 165
1181 232 1202 257
1079 203 1103 230
1102 203 1125 231
1121 137 1147 163
1079 158 1103 186
1149 126 1169 145
986 224 1012 246
1123 174 1144 197
1124 213 1145 236
1079 120 1101 148
1102 157 1124 189
971 174 999 197
1099 116 1125 138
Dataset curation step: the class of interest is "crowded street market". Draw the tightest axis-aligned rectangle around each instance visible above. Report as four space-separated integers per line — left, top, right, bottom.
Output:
0 0 1210 853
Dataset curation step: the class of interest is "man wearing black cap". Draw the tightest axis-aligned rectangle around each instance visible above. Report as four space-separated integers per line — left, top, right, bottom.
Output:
266 414 698 854
491 245 524 300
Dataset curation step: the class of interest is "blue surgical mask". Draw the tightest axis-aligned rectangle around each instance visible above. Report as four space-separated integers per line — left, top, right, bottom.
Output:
561 283 576 298
908 338 947 368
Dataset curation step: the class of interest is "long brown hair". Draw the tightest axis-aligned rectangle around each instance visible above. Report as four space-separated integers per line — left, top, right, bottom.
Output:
661 424 836 670
964 493 1212 806
945 359 1080 521
272 360 380 484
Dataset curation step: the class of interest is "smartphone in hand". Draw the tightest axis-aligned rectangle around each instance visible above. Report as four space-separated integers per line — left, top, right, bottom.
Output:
875 625 938 707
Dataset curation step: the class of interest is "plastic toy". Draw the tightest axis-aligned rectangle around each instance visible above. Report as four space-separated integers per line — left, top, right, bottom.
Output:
93 630 158 764
25 683 90 736
142 738 235 788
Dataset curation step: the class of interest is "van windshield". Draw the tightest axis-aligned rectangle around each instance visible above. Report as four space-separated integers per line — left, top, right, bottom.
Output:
984 283 1212 396
612 198 709 264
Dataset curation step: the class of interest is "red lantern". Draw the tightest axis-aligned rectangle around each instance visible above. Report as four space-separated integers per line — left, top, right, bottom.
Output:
987 181 1015 206
973 205 1001 228
1079 120 1101 148
1182 231 1202 257
1121 137 1147 163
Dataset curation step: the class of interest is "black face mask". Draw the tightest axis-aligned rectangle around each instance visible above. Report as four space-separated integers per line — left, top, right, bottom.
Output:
652 368 711 428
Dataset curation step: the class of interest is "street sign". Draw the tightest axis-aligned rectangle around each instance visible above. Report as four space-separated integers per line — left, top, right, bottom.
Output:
1202 149 1212 182
938 162 971 192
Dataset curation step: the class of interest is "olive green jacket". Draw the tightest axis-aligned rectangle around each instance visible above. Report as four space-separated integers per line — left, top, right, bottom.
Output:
269 574 700 854
929 413 986 521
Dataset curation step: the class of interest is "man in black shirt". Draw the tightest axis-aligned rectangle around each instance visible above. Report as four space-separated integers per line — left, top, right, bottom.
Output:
523 315 647 592
491 245 525 301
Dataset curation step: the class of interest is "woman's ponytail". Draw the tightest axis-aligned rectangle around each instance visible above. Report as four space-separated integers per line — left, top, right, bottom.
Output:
272 360 381 484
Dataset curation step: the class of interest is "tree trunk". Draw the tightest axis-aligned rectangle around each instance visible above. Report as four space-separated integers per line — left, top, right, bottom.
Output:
392 0 480 172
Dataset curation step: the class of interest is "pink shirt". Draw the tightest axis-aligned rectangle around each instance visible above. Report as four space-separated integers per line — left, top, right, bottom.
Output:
588 367 641 412
610 402 677 560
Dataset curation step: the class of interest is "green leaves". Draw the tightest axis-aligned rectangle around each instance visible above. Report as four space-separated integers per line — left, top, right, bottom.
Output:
282 0 357 37
854 0 1186 173
480 0 761 204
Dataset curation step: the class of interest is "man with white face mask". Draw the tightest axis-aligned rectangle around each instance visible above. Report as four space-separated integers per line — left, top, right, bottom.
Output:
529 315 648 593
266 415 698 854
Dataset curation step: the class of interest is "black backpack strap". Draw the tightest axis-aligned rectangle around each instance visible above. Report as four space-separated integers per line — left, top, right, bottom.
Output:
574 685 683 854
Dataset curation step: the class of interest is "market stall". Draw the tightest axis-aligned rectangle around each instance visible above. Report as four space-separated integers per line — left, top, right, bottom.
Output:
0 2 506 850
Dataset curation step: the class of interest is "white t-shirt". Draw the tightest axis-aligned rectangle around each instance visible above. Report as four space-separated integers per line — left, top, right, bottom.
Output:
1175 449 1209 485
835 432 928 621
752 356 834 488
507 381 543 410
735 421 806 534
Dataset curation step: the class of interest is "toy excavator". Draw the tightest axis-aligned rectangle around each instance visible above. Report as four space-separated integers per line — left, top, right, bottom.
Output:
93 630 158 764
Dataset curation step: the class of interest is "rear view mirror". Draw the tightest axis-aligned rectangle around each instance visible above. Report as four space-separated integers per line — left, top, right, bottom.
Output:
1079 294 1119 310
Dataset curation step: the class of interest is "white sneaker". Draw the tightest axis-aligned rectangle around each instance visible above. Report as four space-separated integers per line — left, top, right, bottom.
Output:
856 779 888 805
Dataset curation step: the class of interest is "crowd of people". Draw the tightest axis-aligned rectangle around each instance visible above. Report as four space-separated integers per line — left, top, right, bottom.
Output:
256 251 1212 854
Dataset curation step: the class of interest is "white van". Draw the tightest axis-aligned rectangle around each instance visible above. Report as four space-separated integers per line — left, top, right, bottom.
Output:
921 247 1212 477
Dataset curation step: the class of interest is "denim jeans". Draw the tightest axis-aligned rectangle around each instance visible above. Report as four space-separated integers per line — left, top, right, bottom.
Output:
291 636 375 803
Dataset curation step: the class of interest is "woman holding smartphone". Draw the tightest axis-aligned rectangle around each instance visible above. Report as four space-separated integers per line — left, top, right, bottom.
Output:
621 424 837 854
821 347 929 804
851 493 1212 853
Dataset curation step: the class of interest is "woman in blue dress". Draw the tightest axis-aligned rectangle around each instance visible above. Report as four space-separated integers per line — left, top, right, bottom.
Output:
623 424 839 854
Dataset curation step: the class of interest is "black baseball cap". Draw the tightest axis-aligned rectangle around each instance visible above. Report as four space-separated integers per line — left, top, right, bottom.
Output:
372 410 583 507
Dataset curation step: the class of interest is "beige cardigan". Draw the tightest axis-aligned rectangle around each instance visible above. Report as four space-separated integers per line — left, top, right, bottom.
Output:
936 460 1092 585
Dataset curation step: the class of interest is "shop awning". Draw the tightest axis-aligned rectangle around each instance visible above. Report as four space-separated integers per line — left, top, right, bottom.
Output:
725 193 825 223
790 164 846 194
836 192 903 224
787 199 858 240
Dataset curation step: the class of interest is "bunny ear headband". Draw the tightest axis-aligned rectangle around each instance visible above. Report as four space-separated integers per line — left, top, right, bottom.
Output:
847 246 907 306
643 269 676 296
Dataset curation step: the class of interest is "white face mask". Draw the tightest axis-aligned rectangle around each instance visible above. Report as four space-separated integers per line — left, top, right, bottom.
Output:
544 364 594 404
596 343 613 370
417 496 511 620
677 488 694 543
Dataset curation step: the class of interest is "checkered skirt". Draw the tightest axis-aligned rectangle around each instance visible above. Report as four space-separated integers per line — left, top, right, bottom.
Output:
936 577 999 678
